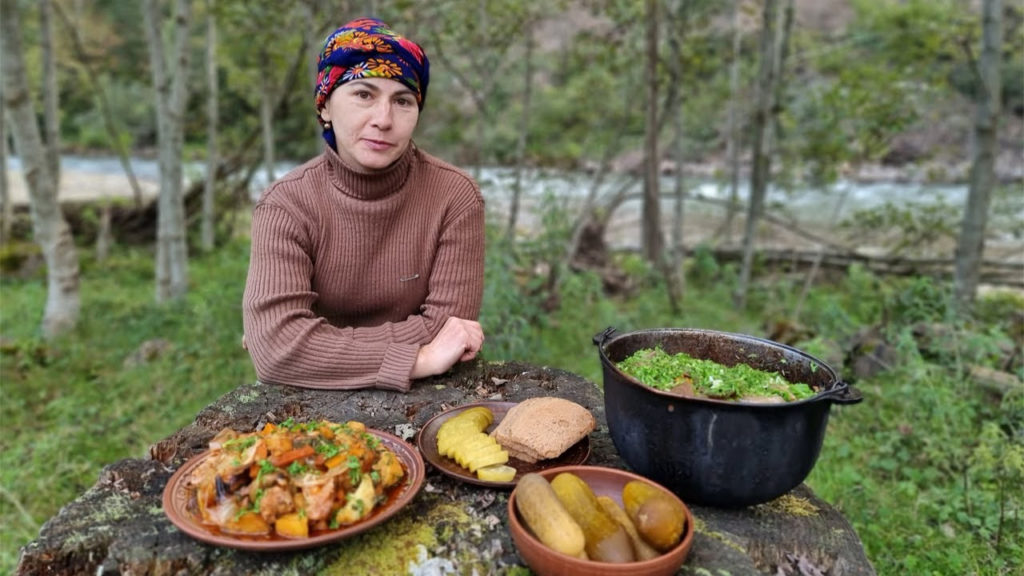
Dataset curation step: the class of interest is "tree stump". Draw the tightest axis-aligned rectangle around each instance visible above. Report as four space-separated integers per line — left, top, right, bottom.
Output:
16 360 875 575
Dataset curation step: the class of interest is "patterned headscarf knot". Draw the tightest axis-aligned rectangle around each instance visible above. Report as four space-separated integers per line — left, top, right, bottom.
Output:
315 17 429 126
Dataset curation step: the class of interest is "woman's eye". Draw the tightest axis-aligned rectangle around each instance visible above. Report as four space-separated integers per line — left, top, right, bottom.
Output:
355 91 372 100
395 97 413 107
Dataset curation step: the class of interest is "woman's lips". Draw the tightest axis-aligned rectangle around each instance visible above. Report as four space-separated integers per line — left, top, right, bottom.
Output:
363 139 393 151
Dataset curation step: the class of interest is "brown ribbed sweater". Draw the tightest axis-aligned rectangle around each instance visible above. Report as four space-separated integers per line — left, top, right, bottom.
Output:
242 144 485 391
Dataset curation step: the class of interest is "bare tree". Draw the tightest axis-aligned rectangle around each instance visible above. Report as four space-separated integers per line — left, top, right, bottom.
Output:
1 102 10 244
734 0 780 309
1 0 80 337
506 25 534 243
723 0 744 246
642 0 664 263
954 0 1003 311
142 0 193 302
53 2 147 210
424 0 538 180
202 0 219 251
260 45 277 186
40 0 60 182
305 0 323 153
662 0 694 312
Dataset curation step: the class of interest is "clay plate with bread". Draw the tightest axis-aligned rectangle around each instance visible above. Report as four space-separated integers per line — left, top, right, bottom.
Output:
417 400 593 488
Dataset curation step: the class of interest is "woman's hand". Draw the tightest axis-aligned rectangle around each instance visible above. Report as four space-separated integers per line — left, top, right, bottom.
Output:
410 317 484 379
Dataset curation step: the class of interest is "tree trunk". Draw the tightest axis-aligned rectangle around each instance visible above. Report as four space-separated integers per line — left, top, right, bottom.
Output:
202 0 219 252
305 0 322 154
506 28 533 243
260 52 276 187
1 93 10 244
642 0 664 263
954 0 1003 311
1 0 81 338
734 0 778 309
665 0 689 313
769 0 794 156
40 0 61 183
142 0 192 303
724 0 744 247
95 203 112 261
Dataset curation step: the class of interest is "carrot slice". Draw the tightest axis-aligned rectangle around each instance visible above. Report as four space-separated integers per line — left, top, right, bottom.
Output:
269 445 315 468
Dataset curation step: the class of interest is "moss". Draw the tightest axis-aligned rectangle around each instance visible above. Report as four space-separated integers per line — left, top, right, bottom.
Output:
84 493 134 525
0 241 40 275
235 388 262 404
693 516 746 555
752 494 819 517
60 526 110 552
321 502 471 575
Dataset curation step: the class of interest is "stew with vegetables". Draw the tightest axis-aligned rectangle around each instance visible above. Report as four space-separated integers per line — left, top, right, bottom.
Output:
186 418 406 539
616 346 815 402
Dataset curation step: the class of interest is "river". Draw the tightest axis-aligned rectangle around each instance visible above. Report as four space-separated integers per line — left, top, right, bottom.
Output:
6 155 1021 258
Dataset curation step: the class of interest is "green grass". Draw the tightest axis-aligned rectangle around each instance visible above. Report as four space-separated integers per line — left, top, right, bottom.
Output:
0 242 255 571
1 236 1021 575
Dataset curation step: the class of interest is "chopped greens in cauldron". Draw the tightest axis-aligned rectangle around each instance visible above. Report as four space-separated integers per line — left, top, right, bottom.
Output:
616 347 815 402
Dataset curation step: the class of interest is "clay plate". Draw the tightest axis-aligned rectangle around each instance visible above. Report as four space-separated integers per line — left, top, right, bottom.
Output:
162 429 424 552
508 465 694 576
416 401 591 489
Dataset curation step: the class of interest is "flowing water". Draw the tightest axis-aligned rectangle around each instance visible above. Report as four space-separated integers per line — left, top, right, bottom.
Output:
6 155 1022 261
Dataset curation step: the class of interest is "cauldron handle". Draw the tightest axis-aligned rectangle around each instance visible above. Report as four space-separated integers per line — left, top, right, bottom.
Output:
593 326 620 346
819 381 864 405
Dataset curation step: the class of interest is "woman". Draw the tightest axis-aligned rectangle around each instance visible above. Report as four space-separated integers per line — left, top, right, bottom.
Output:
242 18 485 391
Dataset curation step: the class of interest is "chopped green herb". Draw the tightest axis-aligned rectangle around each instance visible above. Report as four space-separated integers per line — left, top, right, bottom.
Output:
287 460 308 476
316 440 341 459
347 455 362 485
617 346 815 402
223 435 258 453
364 434 381 449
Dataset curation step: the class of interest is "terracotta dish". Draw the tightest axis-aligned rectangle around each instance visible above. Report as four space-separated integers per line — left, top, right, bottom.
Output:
162 429 424 552
507 465 694 576
416 401 591 489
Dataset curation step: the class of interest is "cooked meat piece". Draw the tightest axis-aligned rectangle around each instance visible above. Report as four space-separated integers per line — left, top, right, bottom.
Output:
301 477 337 522
258 486 295 523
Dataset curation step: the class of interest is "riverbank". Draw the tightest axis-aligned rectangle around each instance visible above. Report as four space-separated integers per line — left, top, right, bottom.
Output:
6 167 159 206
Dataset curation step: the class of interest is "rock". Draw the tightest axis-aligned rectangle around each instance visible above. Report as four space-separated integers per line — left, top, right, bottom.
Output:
16 360 876 575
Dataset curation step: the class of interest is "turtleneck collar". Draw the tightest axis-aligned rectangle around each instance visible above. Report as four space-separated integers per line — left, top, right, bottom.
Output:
324 142 415 201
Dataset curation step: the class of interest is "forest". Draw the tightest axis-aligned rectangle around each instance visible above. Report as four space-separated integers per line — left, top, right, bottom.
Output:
1 0 1022 574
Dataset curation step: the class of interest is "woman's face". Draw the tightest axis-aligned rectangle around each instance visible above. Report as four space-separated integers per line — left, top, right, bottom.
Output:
320 78 420 172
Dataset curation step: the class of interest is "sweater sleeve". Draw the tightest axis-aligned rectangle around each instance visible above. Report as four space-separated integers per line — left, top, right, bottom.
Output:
414 191 486 337
242 204 427 391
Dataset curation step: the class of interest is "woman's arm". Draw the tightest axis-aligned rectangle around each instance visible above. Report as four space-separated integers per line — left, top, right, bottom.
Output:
242 198 484 391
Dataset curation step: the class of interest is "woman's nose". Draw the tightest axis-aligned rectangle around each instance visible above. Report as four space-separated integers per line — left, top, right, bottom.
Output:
369 101 393 129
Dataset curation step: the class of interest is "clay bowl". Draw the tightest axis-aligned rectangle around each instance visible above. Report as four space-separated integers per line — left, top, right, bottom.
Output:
507 465 694 576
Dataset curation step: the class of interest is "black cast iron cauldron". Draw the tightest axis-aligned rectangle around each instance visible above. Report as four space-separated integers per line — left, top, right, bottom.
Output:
594 327 862 508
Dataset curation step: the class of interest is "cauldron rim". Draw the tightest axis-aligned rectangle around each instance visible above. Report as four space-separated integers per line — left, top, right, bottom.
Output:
594 326 859 408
